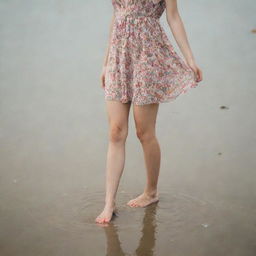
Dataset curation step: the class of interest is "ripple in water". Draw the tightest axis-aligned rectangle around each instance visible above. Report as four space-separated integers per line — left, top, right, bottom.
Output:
42 187 217 236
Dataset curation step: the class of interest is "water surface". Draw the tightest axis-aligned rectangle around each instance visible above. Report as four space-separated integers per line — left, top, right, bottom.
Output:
0 0 256 255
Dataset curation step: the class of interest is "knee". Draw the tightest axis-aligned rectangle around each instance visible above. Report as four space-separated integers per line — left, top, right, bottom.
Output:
136 128 155 143
109 124 128 143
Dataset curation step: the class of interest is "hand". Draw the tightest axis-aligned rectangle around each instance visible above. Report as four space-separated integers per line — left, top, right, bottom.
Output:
185 59 203 83
100 66 107 89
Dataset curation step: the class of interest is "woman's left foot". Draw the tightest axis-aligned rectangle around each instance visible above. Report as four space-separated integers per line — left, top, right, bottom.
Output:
127 192 159 207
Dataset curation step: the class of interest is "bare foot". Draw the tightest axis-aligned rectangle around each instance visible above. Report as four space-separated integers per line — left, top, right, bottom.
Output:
127 192 159 207
95 203 117 224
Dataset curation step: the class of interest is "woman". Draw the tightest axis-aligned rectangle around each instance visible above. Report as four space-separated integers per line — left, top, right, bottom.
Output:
95 0 203 224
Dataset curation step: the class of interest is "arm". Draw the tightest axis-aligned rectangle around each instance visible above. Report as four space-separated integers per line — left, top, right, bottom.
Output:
165 0 202 82
165 0 194 63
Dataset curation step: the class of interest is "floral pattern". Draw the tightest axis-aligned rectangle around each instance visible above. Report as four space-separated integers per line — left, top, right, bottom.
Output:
104 0 199 105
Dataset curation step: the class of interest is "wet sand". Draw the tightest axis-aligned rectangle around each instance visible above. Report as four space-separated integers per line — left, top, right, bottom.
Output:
0 0 256 255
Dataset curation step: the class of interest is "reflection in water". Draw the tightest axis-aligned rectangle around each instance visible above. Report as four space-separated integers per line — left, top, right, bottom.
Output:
1 0 256 255
135 205 157 256
104 224 125 256
103 204 158 256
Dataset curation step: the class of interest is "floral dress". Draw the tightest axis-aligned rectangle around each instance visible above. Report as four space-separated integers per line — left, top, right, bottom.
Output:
104 0 199 105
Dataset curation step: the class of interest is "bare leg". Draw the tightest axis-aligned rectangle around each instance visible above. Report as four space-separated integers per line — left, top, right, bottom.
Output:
95 100 131 223
127 103 160 207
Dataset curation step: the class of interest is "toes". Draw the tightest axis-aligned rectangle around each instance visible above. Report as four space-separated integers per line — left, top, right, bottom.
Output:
95 216 108 224
127 200 134 205
95 216 101 223
103 217 112 223
127 197 147 207
131 202 138 207
95 218 102 223
128 201 135 206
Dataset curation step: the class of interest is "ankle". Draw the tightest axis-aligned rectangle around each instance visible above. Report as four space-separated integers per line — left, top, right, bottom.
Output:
104 200 116 208
143 189 158 198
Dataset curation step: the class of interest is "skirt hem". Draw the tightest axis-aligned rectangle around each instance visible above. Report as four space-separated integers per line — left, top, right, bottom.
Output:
104 79 198 105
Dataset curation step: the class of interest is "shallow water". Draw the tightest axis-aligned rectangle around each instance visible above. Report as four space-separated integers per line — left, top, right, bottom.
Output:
1 0 256 255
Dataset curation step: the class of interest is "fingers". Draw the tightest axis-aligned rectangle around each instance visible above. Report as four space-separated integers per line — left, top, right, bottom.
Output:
101 74 105 89
199 69 203 81
191 66 198 81
187 61 203 83
193 66 202 83
101 66 107 89
197 68 203 82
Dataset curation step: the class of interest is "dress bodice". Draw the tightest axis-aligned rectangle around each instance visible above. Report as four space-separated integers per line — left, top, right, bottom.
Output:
112 0 166 19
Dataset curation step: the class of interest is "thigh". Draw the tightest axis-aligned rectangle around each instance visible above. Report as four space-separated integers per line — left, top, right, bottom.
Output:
133 103 159 132
105 100 131 129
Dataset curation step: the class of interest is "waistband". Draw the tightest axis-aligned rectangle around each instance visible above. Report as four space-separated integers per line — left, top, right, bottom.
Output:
115 12 159 20
114 11 160 39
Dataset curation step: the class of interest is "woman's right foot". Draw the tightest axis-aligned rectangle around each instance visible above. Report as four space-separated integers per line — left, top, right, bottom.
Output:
95 203 117 224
